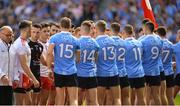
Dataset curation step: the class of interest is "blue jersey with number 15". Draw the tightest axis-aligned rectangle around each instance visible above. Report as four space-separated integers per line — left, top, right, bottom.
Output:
49 31 79 75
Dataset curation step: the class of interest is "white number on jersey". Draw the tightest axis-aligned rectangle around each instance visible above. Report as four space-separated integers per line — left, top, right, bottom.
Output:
133 48 141 61
151 46 159 59
118 48 125 61
162 50 170 62
102 46 115 60
59 44 73 58
82 50 95 63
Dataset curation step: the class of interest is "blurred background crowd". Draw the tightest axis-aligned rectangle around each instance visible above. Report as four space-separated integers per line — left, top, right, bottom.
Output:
0 0 179 43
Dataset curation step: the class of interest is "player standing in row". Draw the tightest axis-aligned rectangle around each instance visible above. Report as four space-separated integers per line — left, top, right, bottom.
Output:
38 23 52 105
95 20 120 105
77 21 99 105
157 26 174 105
48 21 60 105
110 22 130 105
123 25 146 105
139 22 162 105
10 20 39 105
47 17 79 105
174 29 180 98
28 24 46 105
156 28 168 105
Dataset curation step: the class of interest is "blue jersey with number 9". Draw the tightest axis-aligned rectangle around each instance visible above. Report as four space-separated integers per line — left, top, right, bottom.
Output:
139 34 162 76
49 31 79 75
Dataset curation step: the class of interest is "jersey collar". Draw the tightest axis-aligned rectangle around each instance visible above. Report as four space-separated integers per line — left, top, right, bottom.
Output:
125 37 134 40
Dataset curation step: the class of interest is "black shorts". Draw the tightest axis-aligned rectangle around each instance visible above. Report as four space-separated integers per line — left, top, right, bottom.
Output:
175 74 180 86
97 75 119 88
0 86 13 105
145 75 161 86
165 74 174 88
77 77 97 89
31 70 41 92
54 73 78 88
13 87 26 93
30 85 41 93
160 71 166 81
128 77 145 89
119 76 130 88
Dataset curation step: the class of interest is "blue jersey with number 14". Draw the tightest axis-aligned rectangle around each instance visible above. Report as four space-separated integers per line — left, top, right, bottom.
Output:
49 31 79 75
77 36 99 77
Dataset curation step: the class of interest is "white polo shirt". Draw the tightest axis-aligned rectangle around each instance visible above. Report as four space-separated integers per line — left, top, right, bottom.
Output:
39 41 49 77
9 37 31 87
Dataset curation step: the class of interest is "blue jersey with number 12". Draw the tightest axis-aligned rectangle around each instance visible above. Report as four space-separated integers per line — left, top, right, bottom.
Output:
111 36 127 77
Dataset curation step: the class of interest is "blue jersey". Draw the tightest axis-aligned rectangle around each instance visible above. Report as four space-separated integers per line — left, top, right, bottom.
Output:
139 34 162 76
77 36 99 77
96 35 118 77
111 36 127 77
49 31 79 75
124 37 144 78
138 35 146 41
162 39 174 76
156 35 164 72
173 42 180 74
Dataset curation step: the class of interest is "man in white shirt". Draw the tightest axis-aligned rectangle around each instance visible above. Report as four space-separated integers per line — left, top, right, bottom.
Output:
0 26 15 105
10 20 39 105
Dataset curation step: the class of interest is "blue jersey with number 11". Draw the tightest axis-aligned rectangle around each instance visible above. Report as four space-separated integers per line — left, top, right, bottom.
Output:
124 37 144 78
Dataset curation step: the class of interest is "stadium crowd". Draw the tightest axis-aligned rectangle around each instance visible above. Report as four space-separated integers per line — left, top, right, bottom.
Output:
0 0 180 43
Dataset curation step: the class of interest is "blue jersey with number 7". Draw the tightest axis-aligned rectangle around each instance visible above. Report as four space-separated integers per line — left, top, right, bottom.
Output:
49 31 79 75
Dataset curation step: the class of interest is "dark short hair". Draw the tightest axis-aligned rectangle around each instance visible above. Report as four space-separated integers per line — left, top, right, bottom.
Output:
49 22 59 28
145 22 155 32
32 23 42 29
124 24 134 35
96 20 106 32
19 20 32 30
156 26 166 37
111 22 120 33
41 22 50 28
60 17 71 29
142 19 150 25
